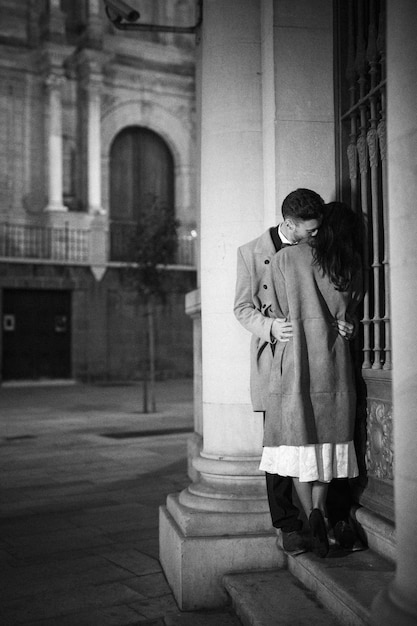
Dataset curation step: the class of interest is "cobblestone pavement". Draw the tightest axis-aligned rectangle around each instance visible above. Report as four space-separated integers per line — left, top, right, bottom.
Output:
0 380 241 626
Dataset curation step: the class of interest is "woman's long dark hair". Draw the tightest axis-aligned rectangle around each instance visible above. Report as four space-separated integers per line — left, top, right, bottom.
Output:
311 201 364 291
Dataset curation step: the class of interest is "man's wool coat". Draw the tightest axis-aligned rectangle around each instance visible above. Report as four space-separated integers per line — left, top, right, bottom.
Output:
233 229 285 411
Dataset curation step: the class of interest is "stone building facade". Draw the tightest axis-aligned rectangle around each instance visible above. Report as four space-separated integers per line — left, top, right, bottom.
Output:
0 0 197 382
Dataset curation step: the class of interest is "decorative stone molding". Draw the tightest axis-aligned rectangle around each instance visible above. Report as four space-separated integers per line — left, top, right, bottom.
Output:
347 142 358 180
366 400 394 480
377 120 387 162
367 128 379 168
357 134 368 175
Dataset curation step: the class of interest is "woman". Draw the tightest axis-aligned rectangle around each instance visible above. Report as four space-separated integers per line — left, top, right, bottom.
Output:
259 202 364 557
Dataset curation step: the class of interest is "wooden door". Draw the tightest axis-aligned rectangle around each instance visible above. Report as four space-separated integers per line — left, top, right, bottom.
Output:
2 289 71 380
109 126 175 261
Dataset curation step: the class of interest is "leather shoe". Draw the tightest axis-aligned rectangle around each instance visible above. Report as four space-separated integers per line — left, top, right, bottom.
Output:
333 520 355 550
277 529 307 555
334 520 365 551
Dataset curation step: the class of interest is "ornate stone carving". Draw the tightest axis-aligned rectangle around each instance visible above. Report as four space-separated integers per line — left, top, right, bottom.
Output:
347 142 358 180
377 120 387 162
366 400 393 480
357 135 368 175
367 128 379 168
44 73 65 92
101 92 117 114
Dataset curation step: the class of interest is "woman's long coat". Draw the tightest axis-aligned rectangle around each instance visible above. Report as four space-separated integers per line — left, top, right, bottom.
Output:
263 243 362 447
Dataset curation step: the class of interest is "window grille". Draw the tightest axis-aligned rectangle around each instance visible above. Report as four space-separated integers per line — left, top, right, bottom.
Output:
335 0 390 370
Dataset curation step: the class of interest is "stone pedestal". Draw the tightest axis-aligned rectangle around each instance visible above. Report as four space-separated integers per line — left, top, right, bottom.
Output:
160 495 281 610
159 454 282 609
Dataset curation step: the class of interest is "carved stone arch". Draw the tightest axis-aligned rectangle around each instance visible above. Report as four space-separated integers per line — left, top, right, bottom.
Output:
101 99 194 223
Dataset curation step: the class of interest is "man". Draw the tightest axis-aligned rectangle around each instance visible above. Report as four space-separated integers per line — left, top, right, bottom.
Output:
234 188 354 554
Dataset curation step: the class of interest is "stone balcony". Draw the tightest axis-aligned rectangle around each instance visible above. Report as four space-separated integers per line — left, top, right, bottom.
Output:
0 219 197 270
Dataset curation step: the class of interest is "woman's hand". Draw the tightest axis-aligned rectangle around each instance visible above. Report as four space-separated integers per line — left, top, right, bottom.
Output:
334 319 355 340
271 318 293 342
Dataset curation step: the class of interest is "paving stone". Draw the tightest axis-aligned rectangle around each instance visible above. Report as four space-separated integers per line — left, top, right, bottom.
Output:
0 514 76 537
0 381 241 626
164 608 242 625
129 593 180 619
123 572 173 598
99 548 162 576
134 538 160 560
1 581 146 623
6 605 147 626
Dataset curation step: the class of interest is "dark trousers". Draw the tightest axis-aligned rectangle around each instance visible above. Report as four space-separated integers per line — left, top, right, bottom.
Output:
265 472 353 532
265 472 303 532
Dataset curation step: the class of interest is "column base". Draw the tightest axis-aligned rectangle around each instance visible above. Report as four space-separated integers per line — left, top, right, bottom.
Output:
88 206 106 216
159 493 284 610
45 203 67 212
371 584 417 625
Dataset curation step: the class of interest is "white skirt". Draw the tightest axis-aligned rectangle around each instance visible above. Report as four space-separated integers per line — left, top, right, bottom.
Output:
259 442 359 483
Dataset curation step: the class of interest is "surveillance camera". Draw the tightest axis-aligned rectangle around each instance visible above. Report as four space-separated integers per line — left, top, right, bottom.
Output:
104 0 140 23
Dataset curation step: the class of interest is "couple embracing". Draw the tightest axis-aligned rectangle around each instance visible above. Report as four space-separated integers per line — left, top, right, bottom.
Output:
234 188 364 557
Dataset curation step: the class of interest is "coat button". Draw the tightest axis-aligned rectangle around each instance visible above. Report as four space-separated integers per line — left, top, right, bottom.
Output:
263 284 267 289
264 259 270 264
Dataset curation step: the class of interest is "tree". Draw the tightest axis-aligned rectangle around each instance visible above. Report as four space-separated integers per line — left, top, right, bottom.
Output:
129 194 179 413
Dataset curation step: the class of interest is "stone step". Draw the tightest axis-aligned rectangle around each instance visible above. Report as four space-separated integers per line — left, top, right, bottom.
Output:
224 547 395 626
287 547 395 625
223 569 342 626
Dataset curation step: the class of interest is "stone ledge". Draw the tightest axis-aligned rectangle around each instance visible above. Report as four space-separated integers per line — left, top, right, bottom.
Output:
287 548 395 625
223 548 395 626
223 569 340 626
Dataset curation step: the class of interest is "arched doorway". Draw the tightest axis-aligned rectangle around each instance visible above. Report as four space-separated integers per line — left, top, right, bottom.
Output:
109 126 175 261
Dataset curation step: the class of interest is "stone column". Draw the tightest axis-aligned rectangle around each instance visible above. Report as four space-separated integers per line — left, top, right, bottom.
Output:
45 0 66 41
159 0 280 611
85 0 103 48
44 73 66 212
371 1 417 624
86 79 103 215
77 52 105 215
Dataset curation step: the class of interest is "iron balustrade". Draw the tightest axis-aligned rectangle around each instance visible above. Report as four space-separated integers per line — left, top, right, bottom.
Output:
109 220 197 267
0 222 89 263
0 221 197 268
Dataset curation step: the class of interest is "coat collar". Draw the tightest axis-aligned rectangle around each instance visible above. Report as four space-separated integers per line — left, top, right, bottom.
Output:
254 228 276 255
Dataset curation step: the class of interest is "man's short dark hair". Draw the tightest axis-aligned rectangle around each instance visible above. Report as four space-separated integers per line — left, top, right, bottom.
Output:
282 188 324 221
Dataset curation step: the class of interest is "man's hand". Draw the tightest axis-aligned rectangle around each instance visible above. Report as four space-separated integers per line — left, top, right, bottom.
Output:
271 318 293 342
334 319 355 341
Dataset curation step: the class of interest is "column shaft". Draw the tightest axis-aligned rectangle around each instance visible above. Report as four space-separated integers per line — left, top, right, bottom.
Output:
45 75 66 212
86 85 102 214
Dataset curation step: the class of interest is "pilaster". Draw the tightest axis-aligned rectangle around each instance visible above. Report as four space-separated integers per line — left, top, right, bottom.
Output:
76 50 107 216
83 0 104 50
159 0 277 610
371 0 417 623
44 72 66 212
40 0 66 43
41 45 73 213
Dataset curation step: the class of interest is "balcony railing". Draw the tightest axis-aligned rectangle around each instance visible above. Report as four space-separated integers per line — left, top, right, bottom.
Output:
0 222 89 263
0 220 197 268
109 220 197 267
